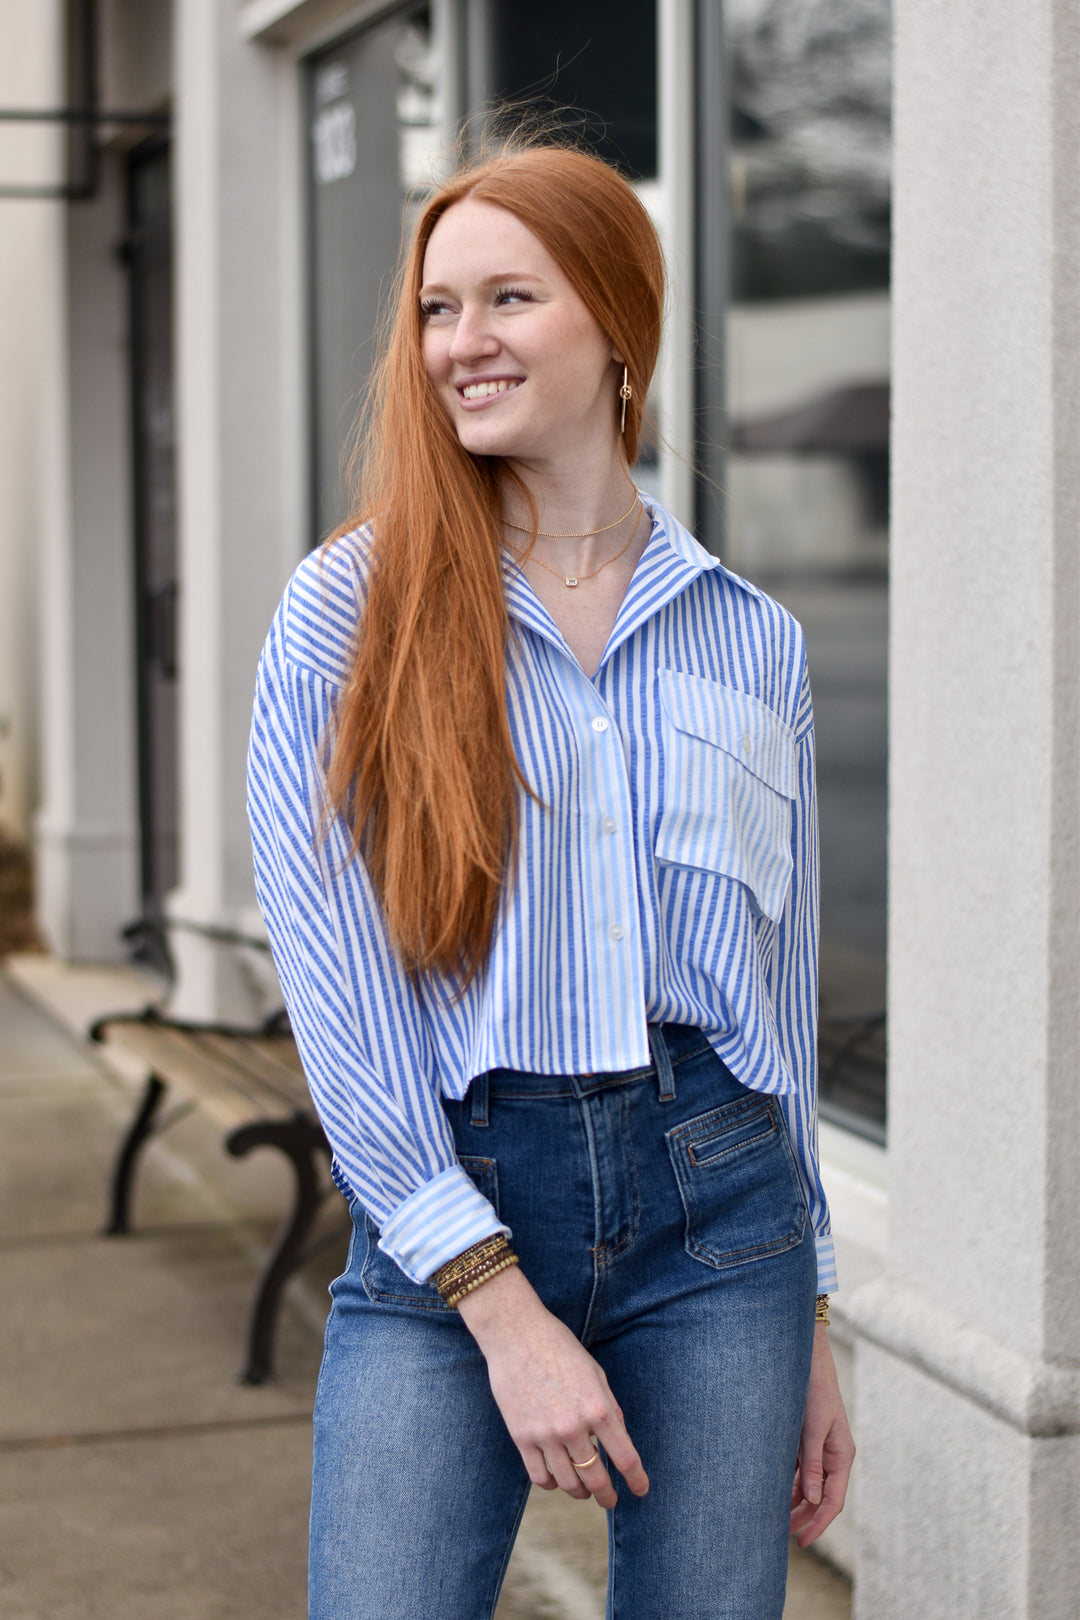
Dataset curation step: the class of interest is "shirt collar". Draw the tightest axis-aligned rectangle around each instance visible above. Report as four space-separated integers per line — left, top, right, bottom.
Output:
501 489 758 673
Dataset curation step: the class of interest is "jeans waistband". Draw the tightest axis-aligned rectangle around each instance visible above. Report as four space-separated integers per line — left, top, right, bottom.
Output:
467 1022 715 1123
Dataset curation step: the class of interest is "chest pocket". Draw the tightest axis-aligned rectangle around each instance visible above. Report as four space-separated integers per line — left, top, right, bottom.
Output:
656 669 797 922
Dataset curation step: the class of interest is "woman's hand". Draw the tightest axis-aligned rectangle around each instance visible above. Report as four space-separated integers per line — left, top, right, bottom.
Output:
457 1265 649 1510
789 1323 856 1547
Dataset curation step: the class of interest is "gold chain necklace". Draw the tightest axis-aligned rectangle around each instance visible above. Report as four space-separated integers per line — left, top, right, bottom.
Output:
503 489 641 589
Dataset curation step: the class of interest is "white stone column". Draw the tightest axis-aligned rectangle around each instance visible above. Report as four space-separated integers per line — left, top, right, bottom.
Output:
0 0 57 840
168 0 303 1018
35 151 141 959
851 4 1080 1616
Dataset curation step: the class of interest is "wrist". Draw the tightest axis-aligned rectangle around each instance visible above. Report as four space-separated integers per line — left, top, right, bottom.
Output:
455 1262 538 1347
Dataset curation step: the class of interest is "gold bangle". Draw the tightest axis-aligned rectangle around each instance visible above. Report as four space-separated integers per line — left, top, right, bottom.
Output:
815 1294 831 1326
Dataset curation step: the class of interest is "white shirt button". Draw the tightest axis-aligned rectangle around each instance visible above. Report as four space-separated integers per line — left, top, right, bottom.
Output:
742 733 752 752
608 923 625 941
591 716 610 733
600 816 616 834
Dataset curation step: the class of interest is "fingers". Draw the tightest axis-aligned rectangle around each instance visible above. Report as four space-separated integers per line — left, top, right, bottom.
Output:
524 1425 647 1509
547 1436 606 1504
521 1446 560 1492
791 1469 848 1546
595 1413 649 1499
789 1434 856 1546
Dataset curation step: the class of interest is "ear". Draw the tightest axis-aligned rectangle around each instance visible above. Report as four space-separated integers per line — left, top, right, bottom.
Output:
611 344 625 366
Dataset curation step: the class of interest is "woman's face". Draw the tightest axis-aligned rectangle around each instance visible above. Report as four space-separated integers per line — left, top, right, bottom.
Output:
419 197 622 468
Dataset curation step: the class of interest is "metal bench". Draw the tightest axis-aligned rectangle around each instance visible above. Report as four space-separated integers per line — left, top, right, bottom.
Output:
91 1006 343 1384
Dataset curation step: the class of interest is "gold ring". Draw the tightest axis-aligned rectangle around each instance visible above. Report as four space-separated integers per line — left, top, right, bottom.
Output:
571 1446 600 1471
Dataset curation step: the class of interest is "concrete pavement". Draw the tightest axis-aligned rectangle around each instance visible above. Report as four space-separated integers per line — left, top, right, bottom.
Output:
0 958 851 1620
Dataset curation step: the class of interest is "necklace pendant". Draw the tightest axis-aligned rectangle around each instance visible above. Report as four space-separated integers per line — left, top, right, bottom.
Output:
564 577 578 588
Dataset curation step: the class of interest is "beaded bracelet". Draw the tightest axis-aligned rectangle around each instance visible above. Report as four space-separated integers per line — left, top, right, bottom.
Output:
433 1235 521 1308
815 1294 831 1326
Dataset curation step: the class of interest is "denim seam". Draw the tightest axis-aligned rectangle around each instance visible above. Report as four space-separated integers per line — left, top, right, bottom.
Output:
483 1476 533 1620
668 1037 716 1069
688 1118 778 1166
576 1097 608 1346
684 1210 807 1270
591 1088 641 1269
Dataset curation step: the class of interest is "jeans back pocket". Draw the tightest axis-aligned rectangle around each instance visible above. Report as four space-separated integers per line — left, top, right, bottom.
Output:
666 1094 806 1270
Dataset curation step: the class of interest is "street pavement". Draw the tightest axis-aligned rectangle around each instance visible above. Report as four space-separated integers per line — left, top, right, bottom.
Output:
0 958 851 1620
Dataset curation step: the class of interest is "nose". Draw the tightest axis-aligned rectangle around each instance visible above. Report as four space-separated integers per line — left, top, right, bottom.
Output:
447 302 500 365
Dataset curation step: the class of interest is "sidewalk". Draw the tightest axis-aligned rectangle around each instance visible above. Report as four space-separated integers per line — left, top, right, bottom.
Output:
0 958 852 1620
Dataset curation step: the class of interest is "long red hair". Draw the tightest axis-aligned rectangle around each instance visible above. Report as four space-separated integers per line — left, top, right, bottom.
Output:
324 144 665 983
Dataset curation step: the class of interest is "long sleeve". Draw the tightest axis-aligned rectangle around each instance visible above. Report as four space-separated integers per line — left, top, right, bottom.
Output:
772 655 836 1293
246 562 508 1283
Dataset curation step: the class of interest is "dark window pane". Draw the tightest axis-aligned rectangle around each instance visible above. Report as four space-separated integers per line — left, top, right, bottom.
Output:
491 0 657 179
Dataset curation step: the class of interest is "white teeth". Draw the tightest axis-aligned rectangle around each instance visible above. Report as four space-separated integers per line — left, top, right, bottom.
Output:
461 379 520 399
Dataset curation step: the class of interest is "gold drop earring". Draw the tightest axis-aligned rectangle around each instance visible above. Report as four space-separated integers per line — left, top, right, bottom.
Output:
619 365 632 435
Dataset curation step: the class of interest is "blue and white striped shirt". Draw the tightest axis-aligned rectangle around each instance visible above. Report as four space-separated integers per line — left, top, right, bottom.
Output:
248 494 836 1293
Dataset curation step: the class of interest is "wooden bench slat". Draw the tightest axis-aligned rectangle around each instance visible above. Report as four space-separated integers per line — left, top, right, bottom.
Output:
101 1025 300 1129
195 1033 310 1108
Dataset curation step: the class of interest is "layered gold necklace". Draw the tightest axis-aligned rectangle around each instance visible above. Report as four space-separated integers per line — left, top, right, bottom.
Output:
503 488 641 588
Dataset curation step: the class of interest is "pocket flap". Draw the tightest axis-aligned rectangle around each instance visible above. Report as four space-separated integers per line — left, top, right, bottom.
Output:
658 670 797 799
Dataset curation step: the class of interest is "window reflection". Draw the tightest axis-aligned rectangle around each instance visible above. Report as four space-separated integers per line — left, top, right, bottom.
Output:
724 0 891 1140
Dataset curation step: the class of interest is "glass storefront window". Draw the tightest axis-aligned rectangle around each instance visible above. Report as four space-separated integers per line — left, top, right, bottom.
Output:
724 0 892 1141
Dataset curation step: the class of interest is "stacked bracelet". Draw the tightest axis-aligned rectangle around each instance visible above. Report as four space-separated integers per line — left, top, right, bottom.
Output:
815 1293 831 1326
433 1235 520 1308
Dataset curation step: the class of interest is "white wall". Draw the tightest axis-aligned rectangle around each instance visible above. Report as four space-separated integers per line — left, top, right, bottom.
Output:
0 0 61 838
851 2 1080 1614
35 147 141 957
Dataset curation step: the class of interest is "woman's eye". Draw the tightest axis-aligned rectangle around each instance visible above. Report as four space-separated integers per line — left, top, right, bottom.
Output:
420 297 451 319
494 286 533 307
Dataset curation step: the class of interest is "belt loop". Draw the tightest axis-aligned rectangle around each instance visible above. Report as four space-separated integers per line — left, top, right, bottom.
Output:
469 1070 490 1127
648 1024 676 1102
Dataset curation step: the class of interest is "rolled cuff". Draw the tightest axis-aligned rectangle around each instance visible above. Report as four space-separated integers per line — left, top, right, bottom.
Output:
815 1232 839 1296
377 1164 511 1284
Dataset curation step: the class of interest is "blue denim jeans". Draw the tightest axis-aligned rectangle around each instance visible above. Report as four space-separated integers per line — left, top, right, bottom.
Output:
309 1023 817 1620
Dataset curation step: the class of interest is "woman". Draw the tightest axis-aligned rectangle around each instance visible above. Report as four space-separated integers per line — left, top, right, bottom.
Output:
249 141 854 1620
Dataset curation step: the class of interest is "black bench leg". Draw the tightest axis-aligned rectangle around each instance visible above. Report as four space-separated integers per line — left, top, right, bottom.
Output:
226 1111 330 1385
104 1073 168 1236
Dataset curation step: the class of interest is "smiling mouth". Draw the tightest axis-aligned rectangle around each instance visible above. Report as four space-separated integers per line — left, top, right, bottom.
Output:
459 379 522 400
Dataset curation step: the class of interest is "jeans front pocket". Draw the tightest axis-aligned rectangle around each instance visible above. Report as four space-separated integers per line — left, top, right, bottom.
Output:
360 1155 500 1310
666 1093 806 1270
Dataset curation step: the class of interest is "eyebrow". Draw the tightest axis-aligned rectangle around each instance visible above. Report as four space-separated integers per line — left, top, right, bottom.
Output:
418 271 546 295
